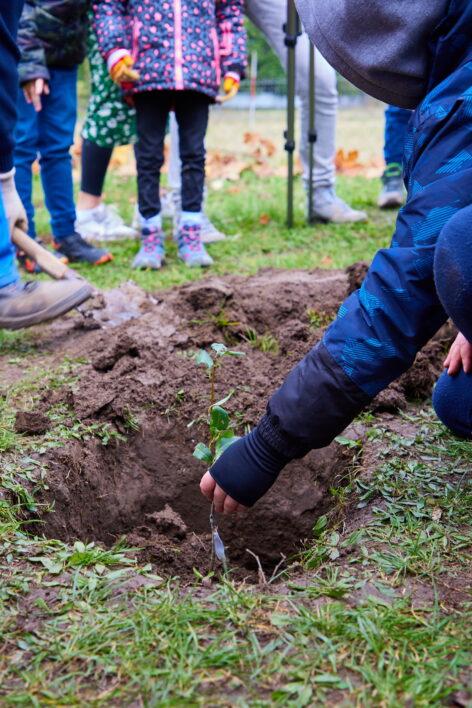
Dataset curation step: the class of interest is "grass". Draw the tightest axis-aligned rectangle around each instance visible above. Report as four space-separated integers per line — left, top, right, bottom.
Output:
2 146 470 703
0 406 470 704
32 171 396 292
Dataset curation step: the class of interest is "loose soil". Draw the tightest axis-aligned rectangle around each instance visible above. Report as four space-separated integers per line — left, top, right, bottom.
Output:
20 267 455 581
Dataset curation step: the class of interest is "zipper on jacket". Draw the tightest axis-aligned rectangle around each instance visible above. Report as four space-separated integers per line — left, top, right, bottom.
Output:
132 19 142 63
174 0 184 90
211 27 221 86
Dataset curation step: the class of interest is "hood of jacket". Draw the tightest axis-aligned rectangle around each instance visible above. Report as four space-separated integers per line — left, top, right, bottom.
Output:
296 0 471 109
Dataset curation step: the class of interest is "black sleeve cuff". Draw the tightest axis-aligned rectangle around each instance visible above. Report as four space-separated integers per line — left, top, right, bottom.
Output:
209 428 289 507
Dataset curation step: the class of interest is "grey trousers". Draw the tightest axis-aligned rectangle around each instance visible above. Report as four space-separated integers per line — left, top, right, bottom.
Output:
168 0 338 192
245 0 337 189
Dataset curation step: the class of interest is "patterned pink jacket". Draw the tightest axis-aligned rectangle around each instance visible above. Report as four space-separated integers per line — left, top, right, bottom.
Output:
93 0 247 99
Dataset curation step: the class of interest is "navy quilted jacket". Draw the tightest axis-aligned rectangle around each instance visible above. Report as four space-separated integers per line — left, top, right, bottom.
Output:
92 0 247 100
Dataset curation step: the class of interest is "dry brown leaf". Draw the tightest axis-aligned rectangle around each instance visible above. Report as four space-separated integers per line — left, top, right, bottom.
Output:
259 213 271 225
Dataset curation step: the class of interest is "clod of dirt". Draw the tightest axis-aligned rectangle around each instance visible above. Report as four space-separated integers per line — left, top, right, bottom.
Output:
15 410 51 435
184 280 233 312
145 505 187 540
91 333 140 372
346 261 370 295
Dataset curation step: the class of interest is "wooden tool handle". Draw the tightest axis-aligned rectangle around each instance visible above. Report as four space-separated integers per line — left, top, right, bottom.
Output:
12 227 73 280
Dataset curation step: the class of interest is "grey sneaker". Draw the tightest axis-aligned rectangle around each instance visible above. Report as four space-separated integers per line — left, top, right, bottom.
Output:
378 163 406 209
311 187 368 224
0 279 92 330
176 223 213 267
132 226 166 270
76 204 136 243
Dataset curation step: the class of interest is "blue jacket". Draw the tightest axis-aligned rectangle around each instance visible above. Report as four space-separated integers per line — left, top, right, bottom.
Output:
211 0 472 506
0 1 24 173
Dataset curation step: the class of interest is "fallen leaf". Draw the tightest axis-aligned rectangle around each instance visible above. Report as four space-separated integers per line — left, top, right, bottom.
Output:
259 213 271 225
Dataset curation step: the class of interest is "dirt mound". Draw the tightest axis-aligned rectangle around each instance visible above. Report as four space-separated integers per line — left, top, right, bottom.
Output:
33 268 455 580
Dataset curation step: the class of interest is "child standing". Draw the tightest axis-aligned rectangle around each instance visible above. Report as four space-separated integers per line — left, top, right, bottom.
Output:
93 0 246 269
15 0 112 267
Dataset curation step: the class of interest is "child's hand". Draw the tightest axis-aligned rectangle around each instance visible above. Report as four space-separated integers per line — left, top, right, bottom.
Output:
23 78 49 112
217 73 240 103
444 332 472 376
109 53 140 85
200 471 247 514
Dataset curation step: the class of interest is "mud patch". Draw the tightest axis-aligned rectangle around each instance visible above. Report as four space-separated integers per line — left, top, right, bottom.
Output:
31 268 455 581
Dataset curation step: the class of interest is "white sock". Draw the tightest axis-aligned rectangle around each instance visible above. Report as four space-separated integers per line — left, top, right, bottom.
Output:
140 212 162 229
180 211 202 227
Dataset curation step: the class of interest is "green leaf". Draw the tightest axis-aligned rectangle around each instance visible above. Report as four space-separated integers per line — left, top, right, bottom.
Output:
210 406 230 432
194 350 213 369
215 434 240 460
193 442 213 464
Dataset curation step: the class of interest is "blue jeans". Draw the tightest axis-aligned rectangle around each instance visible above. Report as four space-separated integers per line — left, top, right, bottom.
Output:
14 66 77 242
0 191 19 288
432 205 472 438
384 105 413 166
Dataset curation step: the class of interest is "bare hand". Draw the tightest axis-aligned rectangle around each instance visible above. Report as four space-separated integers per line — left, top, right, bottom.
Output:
23 78 49 112
444 332 472 376
200 471 247 515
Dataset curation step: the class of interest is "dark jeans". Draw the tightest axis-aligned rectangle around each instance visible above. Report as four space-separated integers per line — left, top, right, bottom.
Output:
134 90 210 218
14 66 78 241
384 105 412 166
432 204 472 438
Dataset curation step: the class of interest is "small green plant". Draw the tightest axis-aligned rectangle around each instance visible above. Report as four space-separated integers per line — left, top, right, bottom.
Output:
307 308 333 329
123 408 140 433
192 343 244 466
243 327 279 354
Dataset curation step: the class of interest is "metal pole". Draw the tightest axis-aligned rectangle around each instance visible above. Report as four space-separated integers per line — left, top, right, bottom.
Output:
284 0 299 228
307 41 317 223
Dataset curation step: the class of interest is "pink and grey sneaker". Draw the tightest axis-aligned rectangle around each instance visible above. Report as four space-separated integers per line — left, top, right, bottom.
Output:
132 226 165 270
176 223 213 268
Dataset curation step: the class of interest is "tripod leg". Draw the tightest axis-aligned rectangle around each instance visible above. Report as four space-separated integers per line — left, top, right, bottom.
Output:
307 41 317 223
284 0 299 228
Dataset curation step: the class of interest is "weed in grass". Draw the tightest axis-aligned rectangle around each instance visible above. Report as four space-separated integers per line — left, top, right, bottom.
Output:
243 327 279 354
306 308 334 329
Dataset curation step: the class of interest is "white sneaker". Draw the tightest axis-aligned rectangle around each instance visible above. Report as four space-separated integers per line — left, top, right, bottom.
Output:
76 204 137 243
200 213 227 243
311 187 368 224
170 189 226 243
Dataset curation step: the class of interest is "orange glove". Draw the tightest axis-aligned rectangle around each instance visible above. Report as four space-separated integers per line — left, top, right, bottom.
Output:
108 52 140 85
222 72 240 101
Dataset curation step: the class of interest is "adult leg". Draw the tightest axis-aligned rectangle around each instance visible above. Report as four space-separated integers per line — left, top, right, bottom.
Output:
378 106 412 209
0 192 19 289
432 205 472 438
38 68 112 264
13 91 39 238
384 106 412 167
245 0 367 223
37 67 77 241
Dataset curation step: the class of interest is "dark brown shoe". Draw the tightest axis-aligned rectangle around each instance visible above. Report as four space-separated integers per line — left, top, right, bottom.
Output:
0 279 92 330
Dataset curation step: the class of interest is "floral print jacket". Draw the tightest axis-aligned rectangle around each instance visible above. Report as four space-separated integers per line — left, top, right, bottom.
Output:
92 0 247 99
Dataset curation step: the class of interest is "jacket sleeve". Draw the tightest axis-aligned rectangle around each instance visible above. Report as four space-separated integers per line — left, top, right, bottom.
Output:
92 0 131 58
260 97 472 459
215 0 247 77
17 1 50 85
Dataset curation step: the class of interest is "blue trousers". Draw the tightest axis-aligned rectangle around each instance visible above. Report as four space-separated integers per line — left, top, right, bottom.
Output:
0 192 19 288
384 105 413 166
14 67 78 241
432 205 472 438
